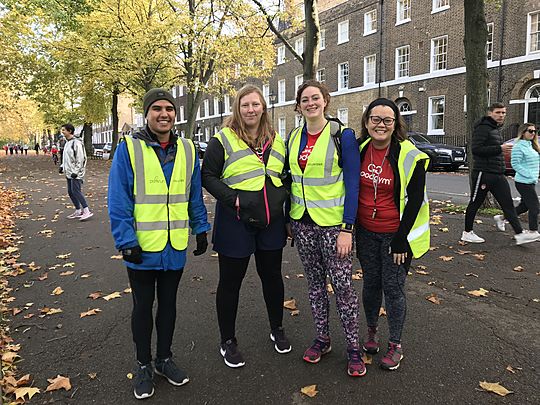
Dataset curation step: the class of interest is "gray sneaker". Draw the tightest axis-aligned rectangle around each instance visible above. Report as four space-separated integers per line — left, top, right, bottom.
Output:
133 362 154 400
461 230 485 243
493 215 506 231
514 231 539 245
154 357 189 386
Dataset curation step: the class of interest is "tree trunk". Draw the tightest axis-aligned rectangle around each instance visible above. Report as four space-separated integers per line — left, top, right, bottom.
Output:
464 0 488 185
303 0 320 80
82 123 92 156
111 86 119 158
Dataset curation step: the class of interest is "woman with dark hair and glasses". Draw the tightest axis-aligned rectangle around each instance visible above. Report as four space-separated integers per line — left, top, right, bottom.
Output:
501 123 540 239
356 98 430 370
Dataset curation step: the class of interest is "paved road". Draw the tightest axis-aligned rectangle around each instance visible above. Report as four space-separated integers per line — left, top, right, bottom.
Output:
426 170 540 205
0 154 539 404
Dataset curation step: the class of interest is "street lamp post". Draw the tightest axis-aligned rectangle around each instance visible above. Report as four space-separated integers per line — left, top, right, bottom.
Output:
269 92 277 127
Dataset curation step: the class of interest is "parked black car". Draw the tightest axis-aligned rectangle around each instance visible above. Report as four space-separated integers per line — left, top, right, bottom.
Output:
407 132 467 172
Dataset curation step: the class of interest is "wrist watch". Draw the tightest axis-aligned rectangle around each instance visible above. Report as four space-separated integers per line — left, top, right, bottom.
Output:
341 223 354 233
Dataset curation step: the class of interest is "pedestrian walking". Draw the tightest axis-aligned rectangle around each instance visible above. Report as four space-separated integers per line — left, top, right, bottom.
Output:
494 123 540 239
202 84 291 369
108 88 210 400
286 80 365 377
9 144 14 155
23 144 28 155
34 142 39 155
461 103 538 245
355 98 430 371
59 123 93 221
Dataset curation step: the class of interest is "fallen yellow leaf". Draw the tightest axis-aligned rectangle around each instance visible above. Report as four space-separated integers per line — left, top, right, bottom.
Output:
88 373 97 379
326 283 334 294
80 308 102 318
379 307 387 317
468 288 489 297
362 353 372 364
300 384 318 398
81 273 91 278
46 375 71 392
56 254 71 259
126 373 133 380
416 270 430 275
290 309 300 316
283 299 297 310
59 271 74 276
473 254 485 261
88 292 102 300
110 255 123 260
51 286 64 296
439 256 454 262
14 387 40 400
123 288 132 294
439 227 449 232
103 292 122 301
426 293 441 305
2 351 19 363
512 266 524 272
62 262 75 268
479 381 513 397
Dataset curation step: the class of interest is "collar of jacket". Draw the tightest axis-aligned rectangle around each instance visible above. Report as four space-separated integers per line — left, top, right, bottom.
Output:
133 127 178 146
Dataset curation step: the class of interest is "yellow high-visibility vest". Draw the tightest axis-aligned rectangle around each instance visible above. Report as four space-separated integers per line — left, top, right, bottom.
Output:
215 128 285 190
360 138 430 258
288 124 346 226
125 135 195 252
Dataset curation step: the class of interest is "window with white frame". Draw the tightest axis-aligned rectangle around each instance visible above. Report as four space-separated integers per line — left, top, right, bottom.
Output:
224 95 230 112
295 75 303 91
527 11 540 53
395 45 410 78
277 45 286 64
178 106 184 123
295 37 304 55
196 107 200 119
320 29 326 50
179 86 184 97
397 0 411 24
398 100 411 112
337 108 349 125
486 23 494 61
295 115 303 128
203 99 209 117
297 3 305 20
428 96 445 134
171 86 177 97
278 79 286 103
204 127 210 141
316 68 326 83
338 62 349 90
214 98 220 116
338 20 349 44
364 54 376 84
263 84 270 104
278 117 286 138
432 0 449 13
364 10 377 35
431 36 448 71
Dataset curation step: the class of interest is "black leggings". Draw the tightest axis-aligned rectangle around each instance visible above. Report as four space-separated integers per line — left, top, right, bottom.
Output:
515 182 539 231
465 171 522 234
216 249 284 343
127 268 183 365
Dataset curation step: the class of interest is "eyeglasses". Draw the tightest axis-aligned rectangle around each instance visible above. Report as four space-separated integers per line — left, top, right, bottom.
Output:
525 129 537 134
369 116 395 126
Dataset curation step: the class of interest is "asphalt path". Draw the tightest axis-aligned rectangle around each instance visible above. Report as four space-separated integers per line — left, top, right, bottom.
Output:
0 154 539 404
426 170 540 205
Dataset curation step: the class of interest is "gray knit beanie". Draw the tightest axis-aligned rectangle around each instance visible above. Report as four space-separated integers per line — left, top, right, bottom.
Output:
143 88 176 117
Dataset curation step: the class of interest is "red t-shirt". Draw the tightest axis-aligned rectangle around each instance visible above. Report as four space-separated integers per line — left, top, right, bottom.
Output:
298 130 323 171
358 143 399 233
160 141 169 150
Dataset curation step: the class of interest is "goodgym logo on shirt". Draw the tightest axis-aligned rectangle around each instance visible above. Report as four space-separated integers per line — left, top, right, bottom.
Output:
361 163 391 185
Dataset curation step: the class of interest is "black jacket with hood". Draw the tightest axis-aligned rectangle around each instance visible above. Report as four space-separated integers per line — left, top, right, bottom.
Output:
471 116 505 174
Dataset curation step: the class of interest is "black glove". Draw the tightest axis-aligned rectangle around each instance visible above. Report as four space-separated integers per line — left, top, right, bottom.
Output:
59 167 64 174
70 173 78 179
122 246 143 264
193 232 208 256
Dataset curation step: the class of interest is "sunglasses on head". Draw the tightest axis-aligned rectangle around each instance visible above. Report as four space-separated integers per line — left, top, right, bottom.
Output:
525 129 537 134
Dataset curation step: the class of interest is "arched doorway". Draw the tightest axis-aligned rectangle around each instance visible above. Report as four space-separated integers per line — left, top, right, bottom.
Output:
396 98 413 129
525 84 540 127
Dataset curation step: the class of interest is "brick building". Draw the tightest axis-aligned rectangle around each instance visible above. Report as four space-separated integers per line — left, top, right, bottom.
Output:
101 0 540 145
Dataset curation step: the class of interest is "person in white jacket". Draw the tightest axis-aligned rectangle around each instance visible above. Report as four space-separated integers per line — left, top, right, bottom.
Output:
60 123 93 220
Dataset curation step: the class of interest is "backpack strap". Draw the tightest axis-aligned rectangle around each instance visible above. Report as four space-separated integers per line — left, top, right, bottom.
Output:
329 120 343 168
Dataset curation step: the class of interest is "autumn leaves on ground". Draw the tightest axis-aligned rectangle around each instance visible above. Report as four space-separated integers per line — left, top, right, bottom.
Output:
0 153 539 404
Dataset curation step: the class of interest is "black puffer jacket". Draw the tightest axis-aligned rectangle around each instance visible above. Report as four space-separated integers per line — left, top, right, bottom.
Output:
471 116 505 174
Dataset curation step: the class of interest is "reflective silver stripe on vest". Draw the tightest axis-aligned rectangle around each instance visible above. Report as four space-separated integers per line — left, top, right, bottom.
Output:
291 193 345 208
136 219 189 231
222 169 265 186
131 137 191 204
269 148 285 164
407 221 430 242
402 148 423 180
219 130 252 173
291 173 343 186
266 169 281 178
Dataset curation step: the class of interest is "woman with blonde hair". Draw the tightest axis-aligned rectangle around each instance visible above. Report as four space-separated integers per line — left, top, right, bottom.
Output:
202 85 291 368
509 123 539 238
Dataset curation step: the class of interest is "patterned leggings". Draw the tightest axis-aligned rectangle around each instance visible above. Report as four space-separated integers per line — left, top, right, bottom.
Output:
291 220 359 348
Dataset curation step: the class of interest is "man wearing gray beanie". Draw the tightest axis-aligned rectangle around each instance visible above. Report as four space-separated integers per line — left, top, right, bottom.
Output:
108 87 210 399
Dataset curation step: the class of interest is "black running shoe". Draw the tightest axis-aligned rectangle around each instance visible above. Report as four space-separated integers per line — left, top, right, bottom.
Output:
220 338 246 368
270 327 292 353
133 362 154 400
155 357 189 386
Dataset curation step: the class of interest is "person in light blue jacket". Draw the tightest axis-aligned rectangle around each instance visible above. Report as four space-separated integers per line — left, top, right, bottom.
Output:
510 123 539 238
108 88 211 400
